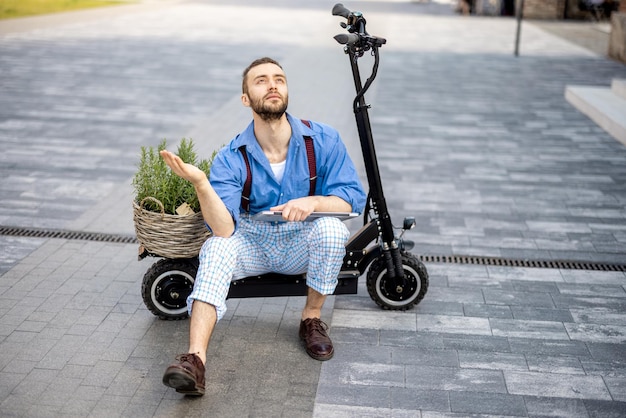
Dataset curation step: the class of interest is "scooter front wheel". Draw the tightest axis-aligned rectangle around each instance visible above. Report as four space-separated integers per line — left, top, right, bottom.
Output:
366 251 428 310
141 258 197 320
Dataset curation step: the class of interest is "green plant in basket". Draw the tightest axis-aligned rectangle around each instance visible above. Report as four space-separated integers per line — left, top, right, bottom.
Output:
132 138 217 215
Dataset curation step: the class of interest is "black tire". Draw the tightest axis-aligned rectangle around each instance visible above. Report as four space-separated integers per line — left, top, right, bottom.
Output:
141 258 197 320
366 251 429 310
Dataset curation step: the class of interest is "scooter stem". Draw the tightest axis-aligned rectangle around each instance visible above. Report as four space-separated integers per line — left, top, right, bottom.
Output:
346 48 403 280
334 2 404 280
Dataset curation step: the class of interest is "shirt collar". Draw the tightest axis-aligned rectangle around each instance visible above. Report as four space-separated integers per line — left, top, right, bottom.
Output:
229 113 315 153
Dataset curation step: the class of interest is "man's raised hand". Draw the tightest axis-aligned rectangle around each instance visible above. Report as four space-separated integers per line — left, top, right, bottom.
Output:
160 150 207 186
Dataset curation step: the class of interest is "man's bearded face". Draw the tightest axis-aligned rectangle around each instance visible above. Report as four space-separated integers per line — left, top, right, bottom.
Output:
248 89 288 122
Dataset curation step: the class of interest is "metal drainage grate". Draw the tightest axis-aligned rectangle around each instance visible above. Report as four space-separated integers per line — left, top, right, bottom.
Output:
1 225 624 272
419 254 626 272
0 225 137 244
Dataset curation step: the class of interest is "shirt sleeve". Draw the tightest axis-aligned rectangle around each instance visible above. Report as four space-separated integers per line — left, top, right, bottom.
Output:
314 123 367 214
208 146 243 227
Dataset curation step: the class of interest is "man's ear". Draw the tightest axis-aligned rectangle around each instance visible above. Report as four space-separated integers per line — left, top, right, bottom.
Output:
241 93 250 107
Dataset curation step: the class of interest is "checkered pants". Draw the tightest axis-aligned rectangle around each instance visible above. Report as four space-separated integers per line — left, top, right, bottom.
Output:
188 216 350 320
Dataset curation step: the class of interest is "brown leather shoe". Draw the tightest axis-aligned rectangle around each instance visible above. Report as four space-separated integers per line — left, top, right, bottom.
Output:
162 353 205 396
299 318 334 361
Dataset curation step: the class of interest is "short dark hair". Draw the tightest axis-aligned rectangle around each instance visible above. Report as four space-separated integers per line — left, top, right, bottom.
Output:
242 57 283 94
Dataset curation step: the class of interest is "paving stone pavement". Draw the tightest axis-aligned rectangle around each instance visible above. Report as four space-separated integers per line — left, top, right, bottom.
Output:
1 0 626 417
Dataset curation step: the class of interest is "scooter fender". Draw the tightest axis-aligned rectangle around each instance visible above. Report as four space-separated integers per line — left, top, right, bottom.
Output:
342 219 415 274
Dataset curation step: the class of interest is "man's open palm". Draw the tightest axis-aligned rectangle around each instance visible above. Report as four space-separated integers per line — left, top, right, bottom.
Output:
160 150 207 186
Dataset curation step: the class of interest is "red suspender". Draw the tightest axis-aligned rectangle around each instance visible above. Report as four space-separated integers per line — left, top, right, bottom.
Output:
239 145 253 213
240 119 317 212
300 119 317 196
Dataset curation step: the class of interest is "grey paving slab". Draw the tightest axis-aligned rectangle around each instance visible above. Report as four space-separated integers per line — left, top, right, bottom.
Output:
505 370 612 400
405 364 508 393
457 350 528 371
0 240 332 417
324 255 626 416
449 391 527 416
524 396 590 418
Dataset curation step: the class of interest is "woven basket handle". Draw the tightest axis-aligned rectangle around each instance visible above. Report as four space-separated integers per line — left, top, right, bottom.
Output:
139 196 165 219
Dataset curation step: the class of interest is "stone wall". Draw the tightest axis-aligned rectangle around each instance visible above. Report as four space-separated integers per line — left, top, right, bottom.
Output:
609 12 626 63
475 0 622 20
521 0 567 19
476 0 502 16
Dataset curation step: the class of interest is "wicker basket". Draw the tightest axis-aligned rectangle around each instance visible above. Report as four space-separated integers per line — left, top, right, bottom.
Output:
133 197 211 259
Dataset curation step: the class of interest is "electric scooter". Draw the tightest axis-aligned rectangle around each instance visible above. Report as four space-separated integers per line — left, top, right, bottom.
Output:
140 3 429 320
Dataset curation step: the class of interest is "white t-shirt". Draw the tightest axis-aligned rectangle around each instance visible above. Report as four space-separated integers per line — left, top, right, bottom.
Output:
270 160 287 183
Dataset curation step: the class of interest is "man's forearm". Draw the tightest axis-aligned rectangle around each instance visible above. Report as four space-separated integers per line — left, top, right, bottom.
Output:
270 195 353 222
312 195 352 213
195 181 235 237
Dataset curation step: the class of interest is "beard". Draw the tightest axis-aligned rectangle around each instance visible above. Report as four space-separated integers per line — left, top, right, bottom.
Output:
249 92 289 122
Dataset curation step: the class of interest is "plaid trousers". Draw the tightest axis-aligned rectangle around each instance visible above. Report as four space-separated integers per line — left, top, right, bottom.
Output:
188 216 350 320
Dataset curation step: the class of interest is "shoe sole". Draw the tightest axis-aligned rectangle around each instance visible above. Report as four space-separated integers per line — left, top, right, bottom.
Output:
300 336 334 361
305 346 334 361
163 368 205 396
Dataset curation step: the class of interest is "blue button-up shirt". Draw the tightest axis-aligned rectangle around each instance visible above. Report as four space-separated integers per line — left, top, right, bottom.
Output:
209 113 367 227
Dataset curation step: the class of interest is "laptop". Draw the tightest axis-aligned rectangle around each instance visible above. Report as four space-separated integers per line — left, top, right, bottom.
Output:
252 211 360 222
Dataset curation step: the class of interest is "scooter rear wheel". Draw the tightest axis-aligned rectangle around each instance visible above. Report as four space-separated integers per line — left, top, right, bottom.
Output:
141 258 197 320
366 251 428 310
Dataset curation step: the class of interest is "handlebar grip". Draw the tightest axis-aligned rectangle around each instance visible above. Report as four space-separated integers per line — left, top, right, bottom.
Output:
333 33 360 45
332 3 351 18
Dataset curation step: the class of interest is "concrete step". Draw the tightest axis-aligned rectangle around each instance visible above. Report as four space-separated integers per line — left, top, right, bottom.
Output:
612 78 626 100
565 79 626 146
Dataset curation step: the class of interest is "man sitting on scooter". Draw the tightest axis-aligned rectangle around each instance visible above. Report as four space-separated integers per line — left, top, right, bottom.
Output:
159 57 366 396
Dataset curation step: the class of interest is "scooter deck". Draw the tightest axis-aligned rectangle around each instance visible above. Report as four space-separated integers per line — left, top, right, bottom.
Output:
226 270 360 299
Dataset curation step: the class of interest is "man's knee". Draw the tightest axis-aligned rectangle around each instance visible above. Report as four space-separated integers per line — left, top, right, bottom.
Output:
199 235 238 261
310 217 350 248
192 237 238 321
195 236 239 301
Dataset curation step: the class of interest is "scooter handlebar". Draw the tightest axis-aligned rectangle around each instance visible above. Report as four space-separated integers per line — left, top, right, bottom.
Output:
332 3 351 18
332 3 386 48
334 33 360 46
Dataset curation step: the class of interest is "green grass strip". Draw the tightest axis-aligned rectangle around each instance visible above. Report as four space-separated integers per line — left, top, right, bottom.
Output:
0 0 131 20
